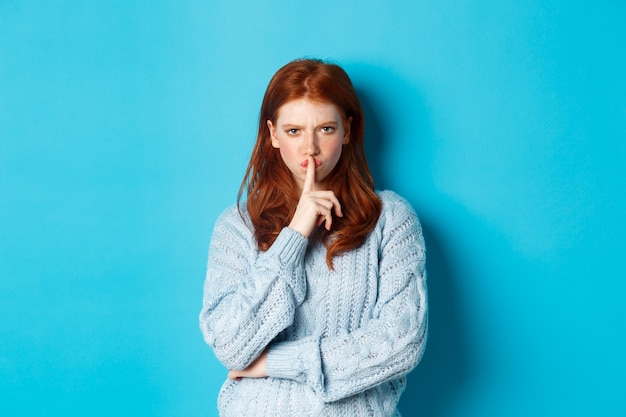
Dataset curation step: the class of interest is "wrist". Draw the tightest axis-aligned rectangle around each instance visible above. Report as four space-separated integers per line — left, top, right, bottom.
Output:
288 220 312 238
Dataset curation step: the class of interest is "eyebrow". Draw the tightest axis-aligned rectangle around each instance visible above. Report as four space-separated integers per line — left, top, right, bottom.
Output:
280 121 339 128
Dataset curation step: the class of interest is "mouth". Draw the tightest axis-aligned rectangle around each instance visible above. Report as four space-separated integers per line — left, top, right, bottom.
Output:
301 158 322 168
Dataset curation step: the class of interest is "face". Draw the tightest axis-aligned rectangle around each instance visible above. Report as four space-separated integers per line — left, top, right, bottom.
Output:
267 98 351 192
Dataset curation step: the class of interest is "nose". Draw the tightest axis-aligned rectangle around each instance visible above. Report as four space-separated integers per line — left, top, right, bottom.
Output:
304 132 320 156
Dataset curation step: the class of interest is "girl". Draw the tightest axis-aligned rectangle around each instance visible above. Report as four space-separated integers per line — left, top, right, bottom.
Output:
200 58 427 416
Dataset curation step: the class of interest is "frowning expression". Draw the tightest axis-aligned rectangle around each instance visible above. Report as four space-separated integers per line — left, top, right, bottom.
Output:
267 98 351 192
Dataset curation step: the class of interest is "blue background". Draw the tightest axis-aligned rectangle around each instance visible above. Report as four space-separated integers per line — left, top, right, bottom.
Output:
1 1 625 416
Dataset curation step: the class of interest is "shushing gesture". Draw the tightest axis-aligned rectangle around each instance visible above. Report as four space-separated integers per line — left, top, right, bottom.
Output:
289 156 343 238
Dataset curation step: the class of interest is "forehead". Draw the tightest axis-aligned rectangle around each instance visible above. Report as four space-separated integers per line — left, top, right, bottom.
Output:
276 98 343 123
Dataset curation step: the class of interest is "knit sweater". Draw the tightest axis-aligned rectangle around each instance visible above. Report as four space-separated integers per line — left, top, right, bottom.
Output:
199 190 427 417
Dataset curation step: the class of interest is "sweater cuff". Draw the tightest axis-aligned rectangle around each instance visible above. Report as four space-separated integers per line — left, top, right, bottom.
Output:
266 338 323 391
265 227 308 266
256 227 308 303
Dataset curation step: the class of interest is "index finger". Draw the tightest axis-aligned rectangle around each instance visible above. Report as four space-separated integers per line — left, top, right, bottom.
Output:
303 156 315 192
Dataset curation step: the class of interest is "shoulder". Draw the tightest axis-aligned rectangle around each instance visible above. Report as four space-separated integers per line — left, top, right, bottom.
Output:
215 202 245 224
377 190 418 220
375 190 423 245
212 202 254 240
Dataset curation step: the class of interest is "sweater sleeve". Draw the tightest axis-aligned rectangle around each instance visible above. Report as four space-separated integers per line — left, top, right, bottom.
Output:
199 206 309 371
265 196 428 402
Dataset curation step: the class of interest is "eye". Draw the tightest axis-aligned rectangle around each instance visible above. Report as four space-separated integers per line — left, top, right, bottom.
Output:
321 126 335 133
286 128 299 135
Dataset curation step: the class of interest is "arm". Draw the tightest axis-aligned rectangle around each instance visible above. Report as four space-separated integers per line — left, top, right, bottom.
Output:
203 157 343 373
265 198 428 402
199 207 309 371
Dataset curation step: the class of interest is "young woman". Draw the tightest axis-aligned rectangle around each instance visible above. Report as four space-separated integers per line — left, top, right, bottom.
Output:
199 58 427 417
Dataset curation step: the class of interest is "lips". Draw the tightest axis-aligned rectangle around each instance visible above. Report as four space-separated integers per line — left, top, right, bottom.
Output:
301 158 322 168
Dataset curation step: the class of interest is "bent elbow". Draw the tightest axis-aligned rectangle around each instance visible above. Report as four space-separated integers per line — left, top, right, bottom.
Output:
405 314 428 373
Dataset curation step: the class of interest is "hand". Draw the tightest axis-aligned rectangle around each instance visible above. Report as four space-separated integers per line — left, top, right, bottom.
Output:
227 349 268 381
289 156 343 237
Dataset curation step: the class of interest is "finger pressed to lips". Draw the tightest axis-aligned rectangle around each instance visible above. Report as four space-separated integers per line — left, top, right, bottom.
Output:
300 157 321 168
303 156 316 192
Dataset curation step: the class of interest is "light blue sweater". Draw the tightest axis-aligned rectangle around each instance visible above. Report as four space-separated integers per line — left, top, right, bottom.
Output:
199 190 427 417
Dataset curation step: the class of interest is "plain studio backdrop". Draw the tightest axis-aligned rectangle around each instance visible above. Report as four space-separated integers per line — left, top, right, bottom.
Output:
1 1 625 416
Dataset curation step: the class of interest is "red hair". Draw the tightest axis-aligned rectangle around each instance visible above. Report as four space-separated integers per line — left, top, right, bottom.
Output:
238 58 382 269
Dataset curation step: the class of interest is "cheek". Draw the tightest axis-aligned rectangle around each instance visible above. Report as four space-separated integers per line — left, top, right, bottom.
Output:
278 142 299 164
325 140 344 161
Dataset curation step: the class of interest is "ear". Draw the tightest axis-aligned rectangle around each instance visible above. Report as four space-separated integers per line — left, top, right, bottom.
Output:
267 120 279 148
343 117 352 144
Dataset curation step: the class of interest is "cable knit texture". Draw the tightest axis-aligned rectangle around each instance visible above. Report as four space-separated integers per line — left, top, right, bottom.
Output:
199 190 428 417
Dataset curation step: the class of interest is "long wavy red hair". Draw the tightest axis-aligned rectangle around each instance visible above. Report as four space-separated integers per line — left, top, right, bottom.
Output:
238 58 382 269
